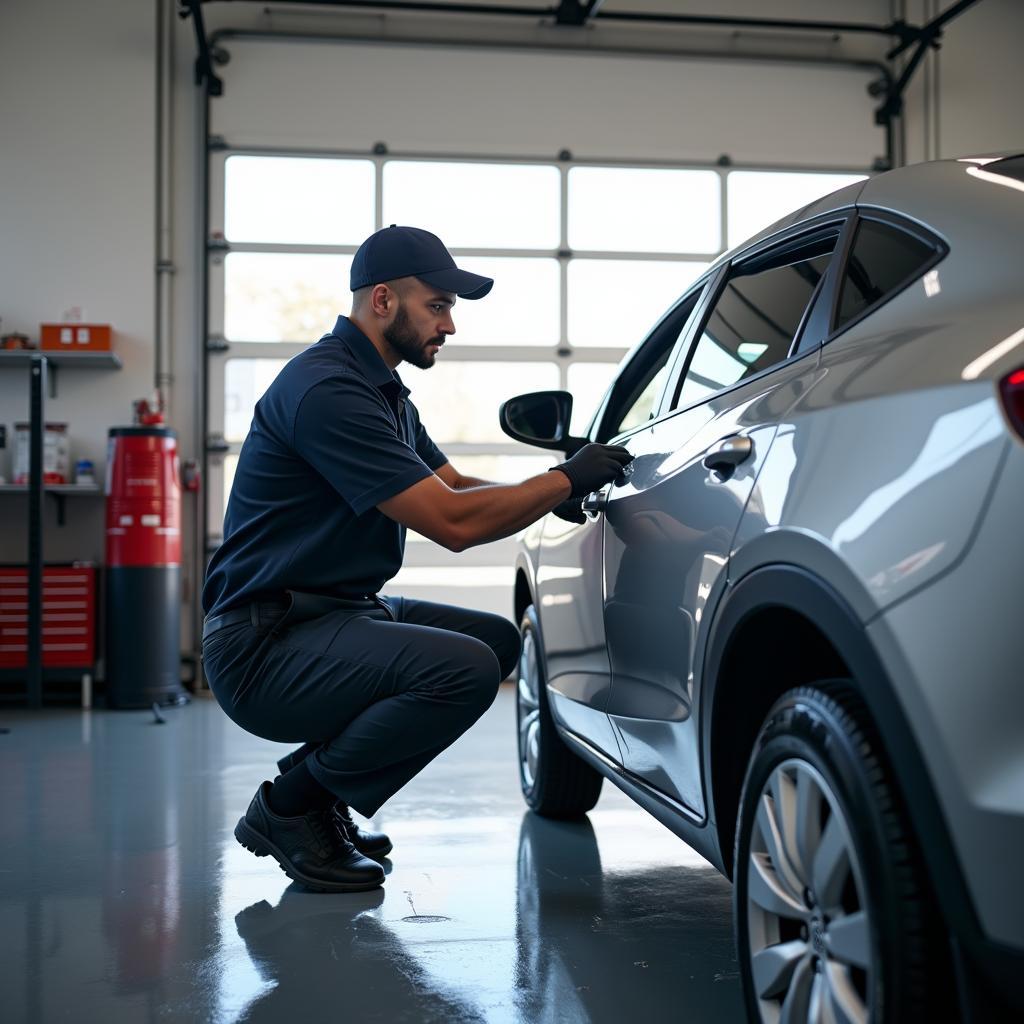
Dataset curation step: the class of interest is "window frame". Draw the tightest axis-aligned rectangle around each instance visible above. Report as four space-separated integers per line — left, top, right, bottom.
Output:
791 214 858 356
663 212 854 415
821 207 949 346
593 276 714 443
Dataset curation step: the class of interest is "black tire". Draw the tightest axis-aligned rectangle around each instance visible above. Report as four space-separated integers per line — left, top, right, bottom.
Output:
734 684 946 1023
516 605 603 818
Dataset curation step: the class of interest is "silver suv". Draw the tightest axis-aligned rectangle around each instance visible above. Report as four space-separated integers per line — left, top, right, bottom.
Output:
501 154 1024 1022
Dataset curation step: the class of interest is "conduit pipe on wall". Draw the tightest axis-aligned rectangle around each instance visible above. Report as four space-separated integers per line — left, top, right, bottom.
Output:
194 37 212 687
155 0 175 405
157 0 207 676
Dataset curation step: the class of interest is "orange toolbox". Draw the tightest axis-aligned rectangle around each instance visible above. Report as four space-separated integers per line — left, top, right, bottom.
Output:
0 565 97 668
40 323 112 352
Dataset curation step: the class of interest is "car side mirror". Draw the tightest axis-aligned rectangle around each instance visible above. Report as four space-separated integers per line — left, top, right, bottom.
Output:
499 390 587 454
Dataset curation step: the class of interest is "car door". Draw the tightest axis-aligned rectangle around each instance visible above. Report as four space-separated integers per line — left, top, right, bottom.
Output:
599 216 850 816
536 282 711 761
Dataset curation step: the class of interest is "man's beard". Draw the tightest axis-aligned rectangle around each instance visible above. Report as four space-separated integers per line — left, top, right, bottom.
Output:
383 304 443 369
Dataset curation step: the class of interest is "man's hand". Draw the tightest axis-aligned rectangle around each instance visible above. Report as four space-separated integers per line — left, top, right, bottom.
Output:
551 497 586 524
549 443 634 499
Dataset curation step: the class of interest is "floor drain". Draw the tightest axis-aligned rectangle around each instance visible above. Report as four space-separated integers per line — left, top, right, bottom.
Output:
401 889 449 924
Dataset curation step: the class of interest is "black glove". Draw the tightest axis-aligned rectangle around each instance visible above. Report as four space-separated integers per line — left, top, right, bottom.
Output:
549 443 633 499
551 497 586 525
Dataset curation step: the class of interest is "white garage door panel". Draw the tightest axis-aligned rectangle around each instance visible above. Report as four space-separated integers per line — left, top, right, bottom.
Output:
211 39 881 167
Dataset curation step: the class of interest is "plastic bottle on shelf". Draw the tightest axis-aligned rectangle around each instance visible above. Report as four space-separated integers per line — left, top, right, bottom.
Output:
75 459 95 486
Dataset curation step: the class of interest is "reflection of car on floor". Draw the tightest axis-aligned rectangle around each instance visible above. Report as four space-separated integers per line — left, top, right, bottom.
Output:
502 154 1024 1023
514 813 744 1021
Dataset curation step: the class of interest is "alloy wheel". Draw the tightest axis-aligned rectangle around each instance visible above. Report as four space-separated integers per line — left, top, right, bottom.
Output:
517 628 541 792
746 758 872 1024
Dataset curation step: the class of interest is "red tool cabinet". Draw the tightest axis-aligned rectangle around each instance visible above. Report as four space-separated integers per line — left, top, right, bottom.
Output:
0 565 97 668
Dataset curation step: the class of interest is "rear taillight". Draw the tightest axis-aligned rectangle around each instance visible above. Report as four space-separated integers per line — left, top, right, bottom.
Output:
999 368 1024 438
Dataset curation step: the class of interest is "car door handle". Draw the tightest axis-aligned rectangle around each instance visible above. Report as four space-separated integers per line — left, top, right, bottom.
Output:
581 486 609 515
702 435 754 474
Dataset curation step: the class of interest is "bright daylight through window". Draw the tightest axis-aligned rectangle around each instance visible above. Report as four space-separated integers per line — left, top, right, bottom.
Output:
213 154 866 591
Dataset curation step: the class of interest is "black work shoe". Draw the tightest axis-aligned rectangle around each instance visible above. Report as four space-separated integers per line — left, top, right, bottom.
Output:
234 782 384 893
332 802 393 859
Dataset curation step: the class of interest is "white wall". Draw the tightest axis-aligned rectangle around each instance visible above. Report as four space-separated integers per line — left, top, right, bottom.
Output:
3 0 1022 657
0 0 156 569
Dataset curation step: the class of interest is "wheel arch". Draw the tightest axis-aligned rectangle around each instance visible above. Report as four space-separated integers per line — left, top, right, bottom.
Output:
514 562 533 629
701 564 974 942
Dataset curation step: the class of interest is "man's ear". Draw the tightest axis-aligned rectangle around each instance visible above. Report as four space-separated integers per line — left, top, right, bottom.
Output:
370 283 393 318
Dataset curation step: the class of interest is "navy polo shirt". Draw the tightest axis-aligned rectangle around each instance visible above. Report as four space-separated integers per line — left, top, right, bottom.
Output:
202 316 447 618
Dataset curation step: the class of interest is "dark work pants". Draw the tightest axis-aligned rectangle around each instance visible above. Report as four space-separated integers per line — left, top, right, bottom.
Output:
202 595 521 817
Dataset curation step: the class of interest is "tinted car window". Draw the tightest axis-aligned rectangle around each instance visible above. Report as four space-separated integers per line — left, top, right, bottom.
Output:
675 253 830 409
836 220 935 330
984 154 1024 184
613 356 672 436
599 283 707 440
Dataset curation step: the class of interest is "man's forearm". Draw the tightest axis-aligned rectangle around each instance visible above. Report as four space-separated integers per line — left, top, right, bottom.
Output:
450 475 494 490
448 471 571 549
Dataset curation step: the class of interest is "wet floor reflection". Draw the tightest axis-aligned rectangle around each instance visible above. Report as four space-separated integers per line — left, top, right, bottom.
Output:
226 813 743 1023
2 690 744 1023
513 813 742 1022
231 885 488 1023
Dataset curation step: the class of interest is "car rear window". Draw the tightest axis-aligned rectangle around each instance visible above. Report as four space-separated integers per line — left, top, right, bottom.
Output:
674 250 831 409
984 154 1024 184
835 219 935 331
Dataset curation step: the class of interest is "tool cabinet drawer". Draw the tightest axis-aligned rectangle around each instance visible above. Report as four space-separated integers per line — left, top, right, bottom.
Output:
0 565 97 668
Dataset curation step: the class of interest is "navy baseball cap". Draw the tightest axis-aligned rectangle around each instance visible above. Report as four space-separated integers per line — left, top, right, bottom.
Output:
350 225 493 300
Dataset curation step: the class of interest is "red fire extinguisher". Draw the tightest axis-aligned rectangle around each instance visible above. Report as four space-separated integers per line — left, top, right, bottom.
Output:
105 426 187 708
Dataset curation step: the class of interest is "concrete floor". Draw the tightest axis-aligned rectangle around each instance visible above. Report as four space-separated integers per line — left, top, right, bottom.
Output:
0 685 745 1023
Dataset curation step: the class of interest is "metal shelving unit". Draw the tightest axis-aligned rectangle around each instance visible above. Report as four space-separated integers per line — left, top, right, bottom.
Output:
0 349 122 398
0 484 103 526
0 354 105 705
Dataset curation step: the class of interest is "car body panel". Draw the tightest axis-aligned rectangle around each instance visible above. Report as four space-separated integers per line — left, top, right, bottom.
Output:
533 511 621 760
730 380 1007 617
865 440 1023 951
603 349 823 814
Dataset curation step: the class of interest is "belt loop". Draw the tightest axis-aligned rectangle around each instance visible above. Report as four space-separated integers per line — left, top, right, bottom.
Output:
250 603 259 628
269 591 297 638
374 595 396 622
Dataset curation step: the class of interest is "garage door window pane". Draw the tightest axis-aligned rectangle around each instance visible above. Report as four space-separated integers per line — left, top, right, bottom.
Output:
223 454 238 524
383 162 560 249
225 156 375 245
225 358 288 442
567 362 619 435
401 361 559 443
446 257 559 346
225 253 352 342
446 454 557 481
568 259 707 348
727 171 866 250
404 455 556 544
569 167 721 253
